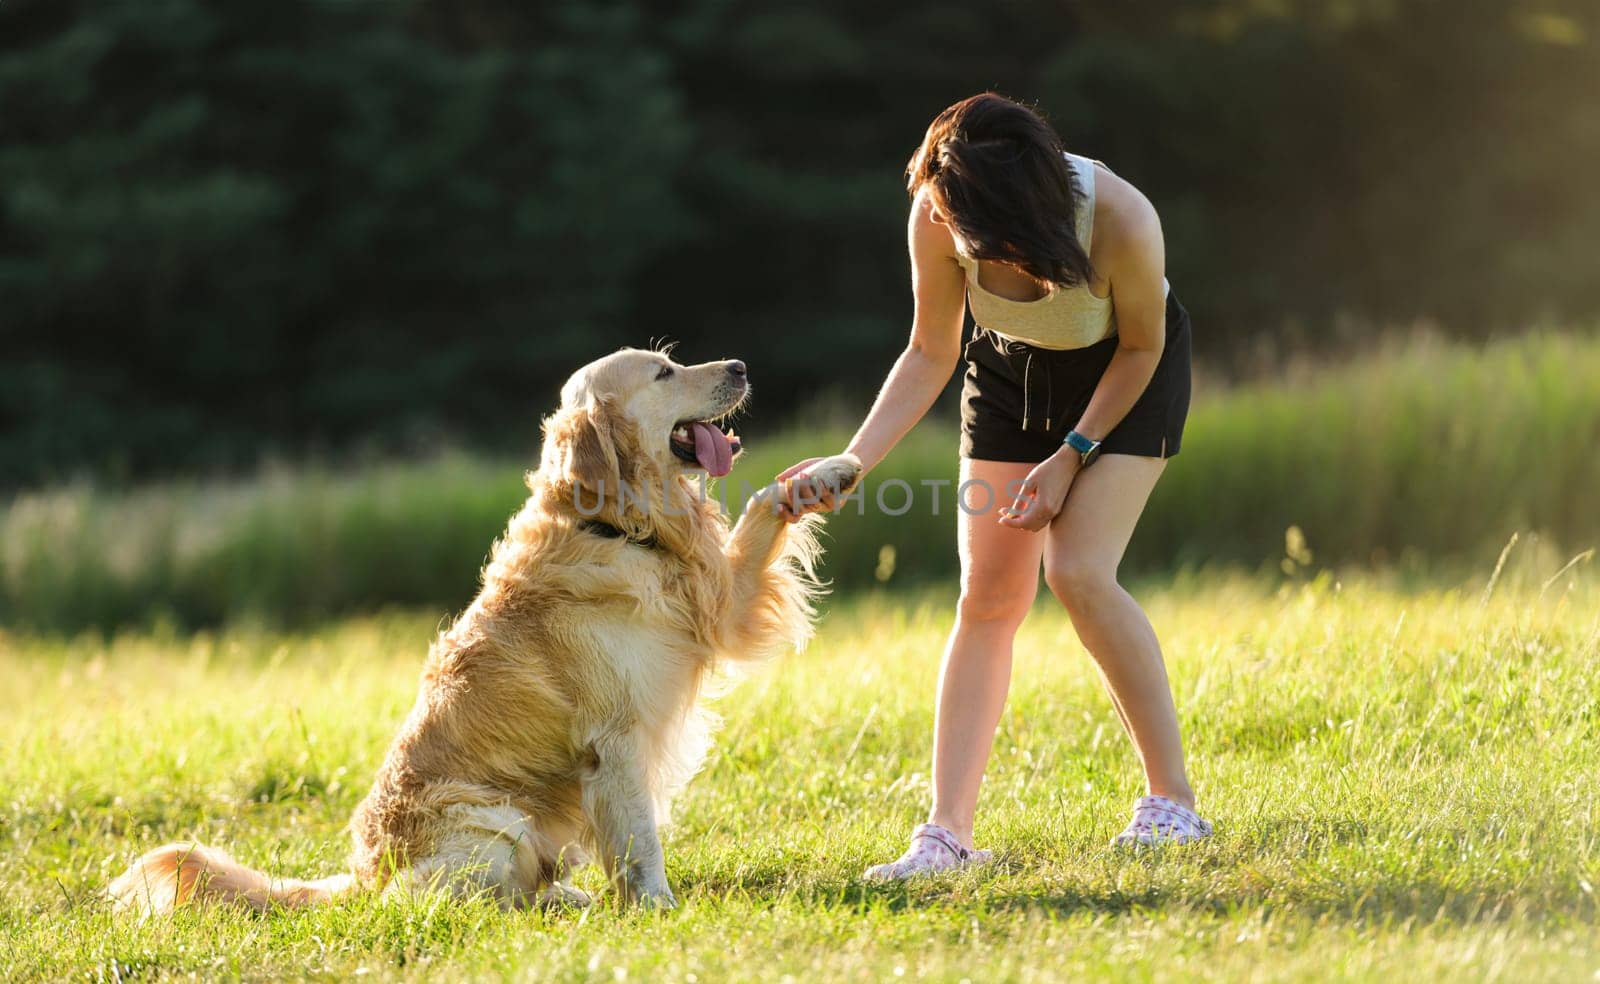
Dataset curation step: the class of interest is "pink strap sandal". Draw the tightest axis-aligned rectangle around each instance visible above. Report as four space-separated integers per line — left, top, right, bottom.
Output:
1112 795 1215 847
863 823 994 882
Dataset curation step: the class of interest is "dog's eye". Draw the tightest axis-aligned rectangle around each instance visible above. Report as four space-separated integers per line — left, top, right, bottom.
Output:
655 365 675 381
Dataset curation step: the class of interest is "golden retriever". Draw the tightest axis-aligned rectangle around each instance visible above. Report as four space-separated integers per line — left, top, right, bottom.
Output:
109 348 862 913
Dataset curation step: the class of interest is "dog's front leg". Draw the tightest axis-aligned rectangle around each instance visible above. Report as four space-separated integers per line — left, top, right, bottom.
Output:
582 730 675 908
722 454 863 647
726 484 794 579
730 453 863 577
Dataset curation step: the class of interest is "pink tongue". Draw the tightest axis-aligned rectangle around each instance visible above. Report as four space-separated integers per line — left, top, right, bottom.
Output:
690 422 734 477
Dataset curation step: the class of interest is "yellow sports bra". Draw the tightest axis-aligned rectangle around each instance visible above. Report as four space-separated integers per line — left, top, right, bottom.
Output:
954 152 1167 351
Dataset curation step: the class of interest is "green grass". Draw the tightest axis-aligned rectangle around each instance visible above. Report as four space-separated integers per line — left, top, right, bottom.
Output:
4 569 1599 981
5 331 1600 633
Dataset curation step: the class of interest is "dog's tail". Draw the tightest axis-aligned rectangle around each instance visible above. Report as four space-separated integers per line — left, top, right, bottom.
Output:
108 842 356 915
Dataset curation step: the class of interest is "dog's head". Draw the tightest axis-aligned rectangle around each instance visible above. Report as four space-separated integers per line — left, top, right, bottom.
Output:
541 348 748 500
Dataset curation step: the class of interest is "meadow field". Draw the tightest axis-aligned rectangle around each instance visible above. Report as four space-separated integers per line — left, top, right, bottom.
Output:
3 333 1598 980
3 569 1598 981
4 333 1598 634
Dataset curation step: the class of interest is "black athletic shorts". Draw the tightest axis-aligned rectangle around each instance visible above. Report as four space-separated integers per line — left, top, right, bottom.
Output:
959 289 1193 463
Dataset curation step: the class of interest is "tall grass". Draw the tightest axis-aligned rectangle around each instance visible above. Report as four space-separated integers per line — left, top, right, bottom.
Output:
4 332 1598 632
1139 331 1600 573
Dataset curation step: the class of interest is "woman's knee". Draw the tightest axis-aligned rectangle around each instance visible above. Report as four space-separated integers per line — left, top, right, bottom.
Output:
1043 555 1119 612
955 579 1036 627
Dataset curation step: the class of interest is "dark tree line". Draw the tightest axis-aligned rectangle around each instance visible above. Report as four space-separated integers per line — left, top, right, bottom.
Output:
2 0 1595 486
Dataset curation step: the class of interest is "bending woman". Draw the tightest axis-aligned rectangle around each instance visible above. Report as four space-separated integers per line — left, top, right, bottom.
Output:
778 93 1212 879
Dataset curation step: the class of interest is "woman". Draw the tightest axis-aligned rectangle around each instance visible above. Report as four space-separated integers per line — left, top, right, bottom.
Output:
778 93 1212 879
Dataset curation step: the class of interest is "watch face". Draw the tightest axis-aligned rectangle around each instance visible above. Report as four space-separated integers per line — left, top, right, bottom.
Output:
1082 445 1102 467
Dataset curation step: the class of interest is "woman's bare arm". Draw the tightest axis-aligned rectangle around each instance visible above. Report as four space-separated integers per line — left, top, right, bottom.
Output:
1069 177 1167 442
775 189 967 515
842 190 968 472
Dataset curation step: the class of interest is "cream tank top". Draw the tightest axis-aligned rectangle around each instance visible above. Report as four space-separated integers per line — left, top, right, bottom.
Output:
954 152 1169 351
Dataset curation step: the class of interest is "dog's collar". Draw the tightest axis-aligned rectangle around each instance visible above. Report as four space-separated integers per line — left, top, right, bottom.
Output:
578 518 660 550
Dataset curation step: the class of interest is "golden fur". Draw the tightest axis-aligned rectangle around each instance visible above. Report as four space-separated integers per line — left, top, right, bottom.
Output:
109 349 862 913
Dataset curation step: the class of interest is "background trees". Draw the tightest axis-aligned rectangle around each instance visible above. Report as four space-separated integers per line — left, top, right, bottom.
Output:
3 0 1595 486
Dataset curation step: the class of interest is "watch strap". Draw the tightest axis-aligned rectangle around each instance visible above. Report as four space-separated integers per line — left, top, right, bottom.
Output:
1064 429 1102 466
1064 430 1097 454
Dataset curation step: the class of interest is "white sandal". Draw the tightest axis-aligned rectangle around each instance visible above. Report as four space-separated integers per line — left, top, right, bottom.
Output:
1112 795 1214 847
863 823 993 882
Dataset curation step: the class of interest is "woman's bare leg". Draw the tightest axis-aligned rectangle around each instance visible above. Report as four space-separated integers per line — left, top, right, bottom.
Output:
1043 454 1195 808
925 458 1045 849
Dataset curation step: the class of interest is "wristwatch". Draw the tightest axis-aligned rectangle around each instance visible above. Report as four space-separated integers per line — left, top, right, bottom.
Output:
1063 430 1103 468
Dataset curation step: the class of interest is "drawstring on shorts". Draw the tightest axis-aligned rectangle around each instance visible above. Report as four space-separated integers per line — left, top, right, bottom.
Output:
988 330 1053 433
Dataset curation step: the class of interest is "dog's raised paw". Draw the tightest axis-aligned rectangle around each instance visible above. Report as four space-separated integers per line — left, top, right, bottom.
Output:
807 453 863 497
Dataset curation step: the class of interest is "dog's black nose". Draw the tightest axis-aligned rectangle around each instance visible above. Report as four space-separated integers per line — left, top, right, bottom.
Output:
726 360 747 378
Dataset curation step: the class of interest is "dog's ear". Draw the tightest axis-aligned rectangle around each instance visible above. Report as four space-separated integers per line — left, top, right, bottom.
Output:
543 398 626 494
567 409 617 492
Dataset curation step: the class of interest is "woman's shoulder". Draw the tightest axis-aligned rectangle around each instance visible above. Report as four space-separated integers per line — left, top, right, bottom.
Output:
1087 163 1162 261
908 185 962 262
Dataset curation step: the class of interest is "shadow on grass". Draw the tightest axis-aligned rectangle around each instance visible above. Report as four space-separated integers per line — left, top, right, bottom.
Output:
677 814 1591 926
688 869 1572 926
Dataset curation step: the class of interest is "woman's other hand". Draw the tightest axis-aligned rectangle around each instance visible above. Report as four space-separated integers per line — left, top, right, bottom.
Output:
998 450 1080 531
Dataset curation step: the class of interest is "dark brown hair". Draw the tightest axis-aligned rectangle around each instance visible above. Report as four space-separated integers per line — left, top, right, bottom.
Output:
906 93 1092 288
